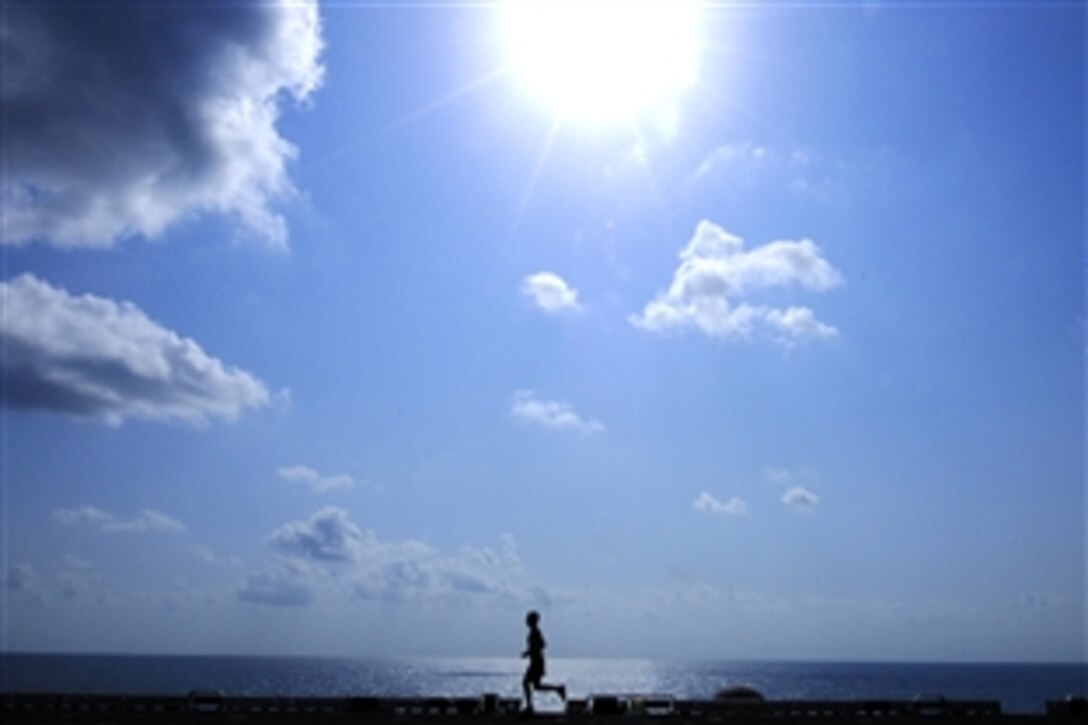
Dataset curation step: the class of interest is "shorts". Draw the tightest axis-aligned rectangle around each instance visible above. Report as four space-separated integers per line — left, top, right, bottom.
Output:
524 658 545 686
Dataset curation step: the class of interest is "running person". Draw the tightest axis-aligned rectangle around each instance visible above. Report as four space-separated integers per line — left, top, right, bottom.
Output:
521 610 566 712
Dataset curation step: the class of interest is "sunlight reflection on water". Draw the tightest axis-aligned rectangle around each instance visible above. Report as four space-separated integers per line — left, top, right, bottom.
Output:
1 654 1084 714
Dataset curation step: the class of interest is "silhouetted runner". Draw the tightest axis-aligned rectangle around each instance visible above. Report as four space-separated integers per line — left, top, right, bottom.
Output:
521 610 566 712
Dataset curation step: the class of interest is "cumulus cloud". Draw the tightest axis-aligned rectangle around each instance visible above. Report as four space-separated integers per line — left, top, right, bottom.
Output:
263 508 538 607
782 486 819 510
509 390 604 434
765 307 838 345
521 272 582 314
1 274 274 425
269 506 367 562
277 465 356 493
630 220 842 345
53 505 186 533
693 491 748 516
1 1 323 249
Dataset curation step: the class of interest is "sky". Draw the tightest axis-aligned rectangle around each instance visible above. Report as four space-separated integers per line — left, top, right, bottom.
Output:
1 0 1084 663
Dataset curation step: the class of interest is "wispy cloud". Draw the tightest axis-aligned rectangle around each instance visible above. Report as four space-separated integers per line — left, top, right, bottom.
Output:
695 141 769 179
1 274 275 426
2 1 323 249
630 220 842 345
238 561 320 608
277 465 356 493
782 486 820 511
351 534 527 606
763 467 795 484
190 545 218 565
53 506 186 533
57 570 100 601
521 272 582 314
509 390 604 434
695 142 843 202
5 563 39 594
1012 591 1079 611
63 554 94 570
693 491 748 516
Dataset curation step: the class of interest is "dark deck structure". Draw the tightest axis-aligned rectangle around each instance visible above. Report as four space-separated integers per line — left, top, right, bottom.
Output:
3 692 1085 724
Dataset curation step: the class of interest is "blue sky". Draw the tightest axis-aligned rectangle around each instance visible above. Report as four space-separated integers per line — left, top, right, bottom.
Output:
2 1 1084 662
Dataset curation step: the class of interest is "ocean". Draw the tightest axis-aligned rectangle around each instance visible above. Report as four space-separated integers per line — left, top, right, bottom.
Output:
1 655 1084 715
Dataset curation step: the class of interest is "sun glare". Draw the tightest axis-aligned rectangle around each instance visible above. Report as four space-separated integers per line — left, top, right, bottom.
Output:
503 0 700 125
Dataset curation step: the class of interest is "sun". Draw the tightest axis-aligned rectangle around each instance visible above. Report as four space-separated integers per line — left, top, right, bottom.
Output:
502 0 700 126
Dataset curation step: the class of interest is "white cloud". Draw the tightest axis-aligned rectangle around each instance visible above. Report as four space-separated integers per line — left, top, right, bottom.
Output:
269 506 367 562
277 465 355 493
765 307 838 344
259 508 544 608
630 220 842 345
53 505 186 533
521 272 582 314
782 486 820 510
693 491 748 516
2 1 323 249
1 274 274 425
509 390 604 434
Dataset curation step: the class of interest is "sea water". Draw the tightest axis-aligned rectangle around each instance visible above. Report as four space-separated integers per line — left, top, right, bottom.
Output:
1 654 1084 714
